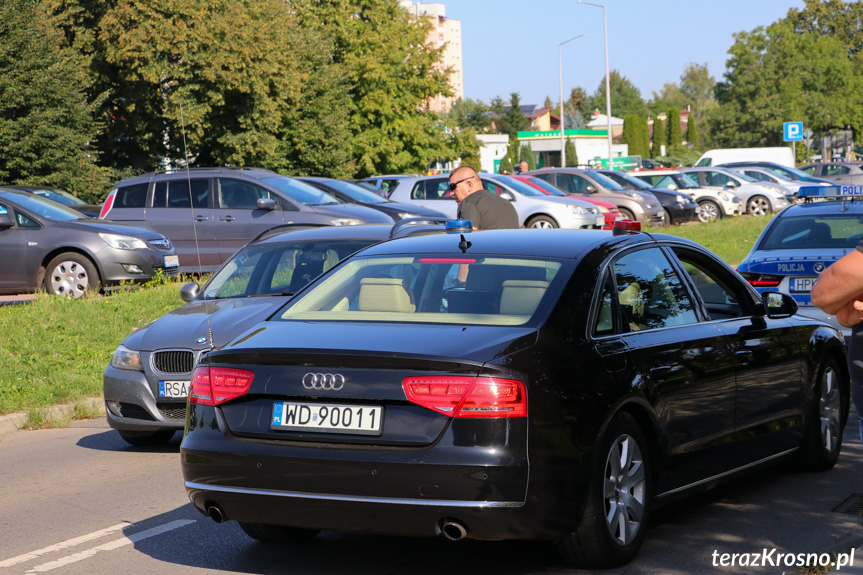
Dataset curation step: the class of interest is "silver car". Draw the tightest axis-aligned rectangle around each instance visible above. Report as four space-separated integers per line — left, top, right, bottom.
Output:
0 188 177 298
681 167 791 216
388 173 606 229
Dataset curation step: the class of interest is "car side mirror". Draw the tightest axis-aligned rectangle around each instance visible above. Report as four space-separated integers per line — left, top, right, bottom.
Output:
0 212 12 230
500 191 515 202
181 282 200 302
726 180 738 188
762 292 798 318
257 198 277 210
586 185 596 193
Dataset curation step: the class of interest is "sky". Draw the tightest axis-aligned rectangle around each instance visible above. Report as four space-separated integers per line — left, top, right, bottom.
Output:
437 0 806 108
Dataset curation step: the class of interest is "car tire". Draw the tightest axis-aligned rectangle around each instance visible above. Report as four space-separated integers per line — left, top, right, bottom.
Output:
239 522 321 543
746 195 771 216
618 208 636 221
662 208 673 226
117 429 176 446
556 412 651 568
796 356 847 471
527 215 558 229
44 252 100 298
696 200 721 223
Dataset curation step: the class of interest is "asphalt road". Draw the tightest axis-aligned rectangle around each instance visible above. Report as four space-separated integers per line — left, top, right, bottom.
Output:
1 416 862 575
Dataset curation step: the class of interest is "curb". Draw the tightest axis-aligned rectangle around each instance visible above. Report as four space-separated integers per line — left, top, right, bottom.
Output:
0 398 105 437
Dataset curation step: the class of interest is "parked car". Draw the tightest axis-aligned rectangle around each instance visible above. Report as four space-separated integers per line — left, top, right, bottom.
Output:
99 167 392 273
180 223 848 568
718 161 835 186
594 169 699 225
0 188 177 298
798 162 863 187
681 167 791 216
104 221 444 446
726 166 822 202
736 186 863 340
522 168 665 225
296 177 447 222
632 170 741 223
358 175 416 198
5 185 103 218
388 173 606 229
511 175 621 229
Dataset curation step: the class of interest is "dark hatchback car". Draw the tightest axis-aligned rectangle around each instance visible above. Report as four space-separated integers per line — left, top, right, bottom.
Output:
5 185 103 218
0 188 177 298
296 177 447 222
180 225 848 568
594 169 699 225
99 167 392 273
105 221 444 445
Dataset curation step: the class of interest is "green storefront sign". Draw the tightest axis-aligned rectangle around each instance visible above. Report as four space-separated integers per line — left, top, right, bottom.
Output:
587 156 641 170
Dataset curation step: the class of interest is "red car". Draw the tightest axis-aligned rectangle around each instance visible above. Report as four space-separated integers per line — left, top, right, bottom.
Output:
513 175 621 229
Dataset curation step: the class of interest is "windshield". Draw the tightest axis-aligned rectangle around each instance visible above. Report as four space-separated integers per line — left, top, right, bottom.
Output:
585 171 626 190
487 175 545 197
758 214 863 250
313 179 388 204
28 188 86 206
6 192 87 221
521 177 566 196
278 254 567 327
261 176 340 206
203 239 382 299
605 171 651 189
767 165 819 181
727 170 757 183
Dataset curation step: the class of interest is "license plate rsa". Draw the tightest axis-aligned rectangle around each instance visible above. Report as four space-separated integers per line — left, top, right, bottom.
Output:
790 277 818 293
164 255 179 268
159 380 188 398
271 402 383 435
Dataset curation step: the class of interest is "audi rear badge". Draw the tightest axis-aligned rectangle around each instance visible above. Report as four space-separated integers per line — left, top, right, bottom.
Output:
302 373 345 390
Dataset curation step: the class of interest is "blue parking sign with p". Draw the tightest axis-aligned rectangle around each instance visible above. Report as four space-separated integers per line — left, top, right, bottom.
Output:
784 122 803 142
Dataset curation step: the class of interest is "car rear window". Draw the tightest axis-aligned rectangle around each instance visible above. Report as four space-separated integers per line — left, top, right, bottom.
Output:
758 215 863 250
114 183 148 208
277 254 567 326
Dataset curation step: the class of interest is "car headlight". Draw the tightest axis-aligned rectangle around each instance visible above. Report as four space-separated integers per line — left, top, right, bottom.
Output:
397 212 417 220
330 218 362 226
567 204 595 215
675 195 688 204
624 192 641 200
718 191 733 201
99 233 148 250
110 345 143 371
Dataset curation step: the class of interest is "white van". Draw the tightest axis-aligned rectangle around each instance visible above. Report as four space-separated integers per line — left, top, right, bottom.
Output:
695 147 795 168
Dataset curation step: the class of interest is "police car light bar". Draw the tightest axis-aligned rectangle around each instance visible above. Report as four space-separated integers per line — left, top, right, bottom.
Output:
446 219 473 233
797 185 863 200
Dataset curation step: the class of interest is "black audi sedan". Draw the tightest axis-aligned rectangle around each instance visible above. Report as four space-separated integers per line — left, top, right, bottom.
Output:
180 222 848 568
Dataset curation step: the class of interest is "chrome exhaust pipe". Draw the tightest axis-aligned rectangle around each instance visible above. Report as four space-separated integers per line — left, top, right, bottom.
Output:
205 504 225 523
439 519 468 541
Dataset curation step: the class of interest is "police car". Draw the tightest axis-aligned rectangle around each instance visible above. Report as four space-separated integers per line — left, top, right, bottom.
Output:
737 185 863 338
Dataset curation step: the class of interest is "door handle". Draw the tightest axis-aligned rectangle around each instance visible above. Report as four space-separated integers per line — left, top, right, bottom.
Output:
194 215 209 222
735 349 753 365
218 216 236 222
649 364 673 380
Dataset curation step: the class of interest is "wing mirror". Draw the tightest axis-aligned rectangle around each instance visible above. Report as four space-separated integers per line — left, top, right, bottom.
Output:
0 211 13 230
180 282 200 302
761 292 798 318
256 198 277 210
500 191 515 202
586 185 596 193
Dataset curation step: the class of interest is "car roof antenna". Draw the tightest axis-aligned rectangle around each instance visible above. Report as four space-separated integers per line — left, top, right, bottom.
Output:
459 234 472 253
180 104 214 348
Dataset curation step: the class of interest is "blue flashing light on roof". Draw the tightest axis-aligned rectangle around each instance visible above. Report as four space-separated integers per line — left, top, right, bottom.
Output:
446 219 473 233
794 185 863 200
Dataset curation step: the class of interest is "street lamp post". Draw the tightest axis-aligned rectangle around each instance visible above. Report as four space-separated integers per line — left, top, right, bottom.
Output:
559 34 585 168
577 1 613 169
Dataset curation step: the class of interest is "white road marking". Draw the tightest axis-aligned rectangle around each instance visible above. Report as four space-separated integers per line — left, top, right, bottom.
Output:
0 523 131 567
2 520 195 573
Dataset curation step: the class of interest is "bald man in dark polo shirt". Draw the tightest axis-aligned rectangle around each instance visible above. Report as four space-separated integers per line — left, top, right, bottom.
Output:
448 166 518 230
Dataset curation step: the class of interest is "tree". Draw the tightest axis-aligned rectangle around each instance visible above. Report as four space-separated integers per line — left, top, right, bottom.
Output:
679 62 717 114
444 126 481 172
652 116 666 158
648 83 688 115
638 116 650 159
622 115 642 158
498 92 528 140
448 98 492 133
686 115 700 149
564 139 578 167
0 0 109 202
543 96 554 109
498 155 514 174
568 87 592 118
667 108 683 147
520 144 536 170
590 70 646 118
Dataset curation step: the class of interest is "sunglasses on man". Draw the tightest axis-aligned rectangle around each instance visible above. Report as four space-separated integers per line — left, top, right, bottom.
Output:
448 176 473 191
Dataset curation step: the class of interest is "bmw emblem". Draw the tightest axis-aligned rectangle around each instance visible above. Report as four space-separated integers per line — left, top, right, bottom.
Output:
196 337 208 344
814 263 825 273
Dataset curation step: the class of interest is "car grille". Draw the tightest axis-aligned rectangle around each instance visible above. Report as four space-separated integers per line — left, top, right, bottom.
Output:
152 350 195 374
157 265 180 278
157 402 187 420
148 239 174 251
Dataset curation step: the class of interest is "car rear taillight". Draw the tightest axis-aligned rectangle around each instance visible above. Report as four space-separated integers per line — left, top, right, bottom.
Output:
99 190 116 219
403 376 526 418
738 272 782 288
189 366 254 406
